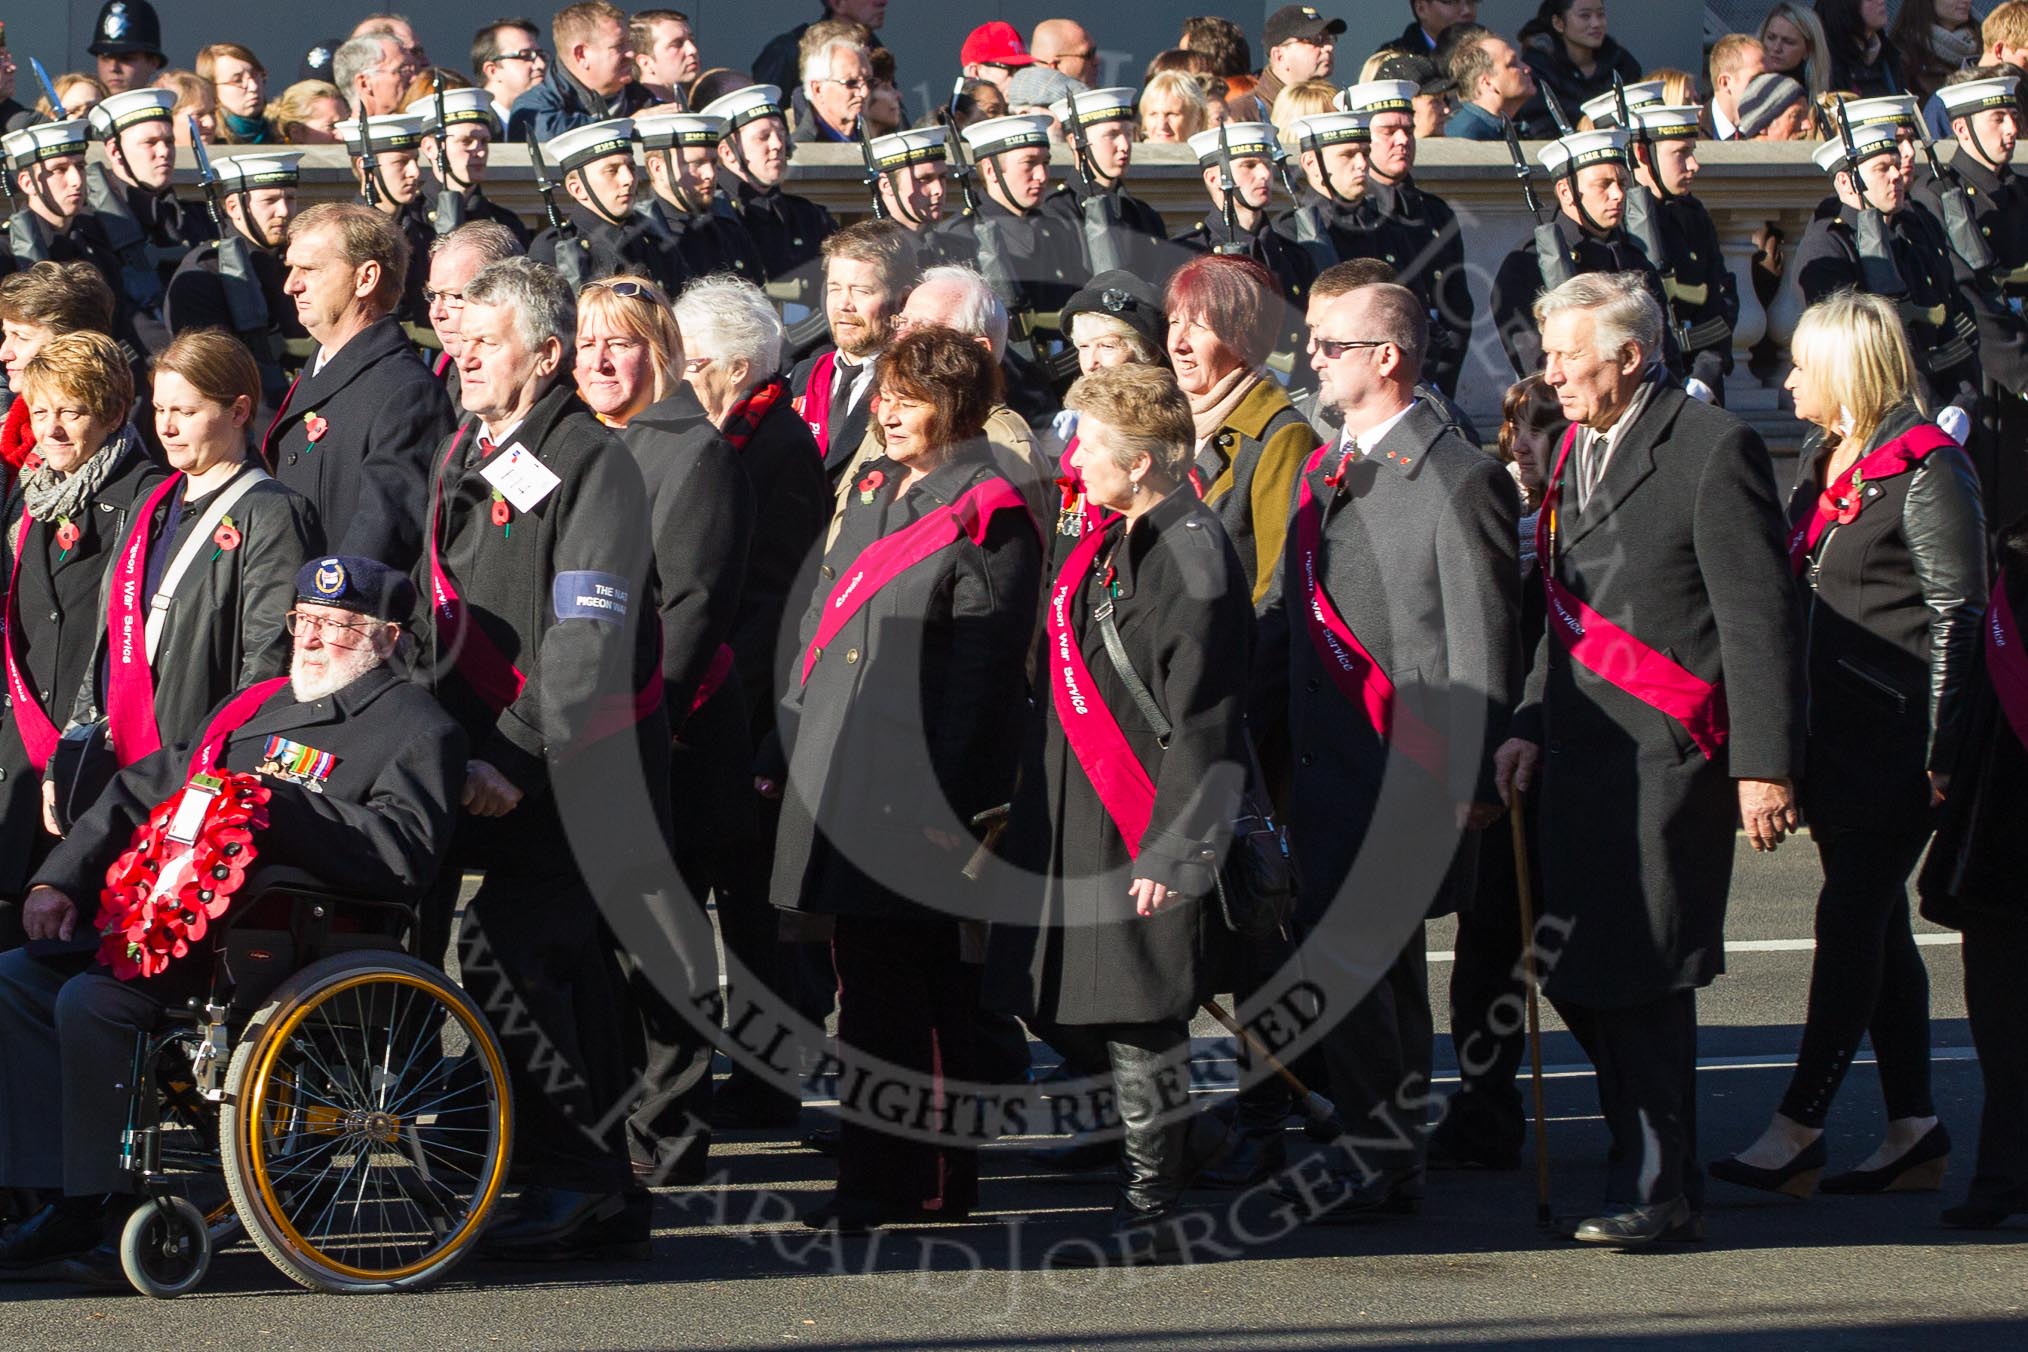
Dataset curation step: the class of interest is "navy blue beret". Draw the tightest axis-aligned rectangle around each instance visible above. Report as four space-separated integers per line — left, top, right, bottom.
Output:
294 556 417 624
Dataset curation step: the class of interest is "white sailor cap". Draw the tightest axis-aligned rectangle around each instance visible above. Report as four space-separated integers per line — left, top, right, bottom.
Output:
1050 85 1137 131
1293 111 1371 150
1938 76 2021 118
868 126 947 171
1334 80 1418 116
1188 121 1278 165
1632 104 1704 142
634 109 728 150
544 118 637 173
1842 94 1921 130
1539 128 1630 174
87 86 176 140
337 114 427 154
699 84 786 134
2 119 91 169
1580 81 1665 128
1813 119 1900 174
961 113 1053 159
405 87 501 137
210 150 306 190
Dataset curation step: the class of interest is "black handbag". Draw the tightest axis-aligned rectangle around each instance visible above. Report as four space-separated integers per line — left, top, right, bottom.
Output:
49 720 118 834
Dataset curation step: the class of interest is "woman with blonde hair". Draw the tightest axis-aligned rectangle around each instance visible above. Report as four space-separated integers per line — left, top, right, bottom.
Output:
265 79 346 145
1138 69 1208 143
38 73 107 123
155 70 217 145
575 276 681 429
197 43 272 143
1762 2 1836 100
1712 289 1986 1199
1269 77 1338 156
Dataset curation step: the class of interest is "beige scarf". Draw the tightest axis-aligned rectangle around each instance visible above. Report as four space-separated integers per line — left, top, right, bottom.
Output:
1189 366 1261 452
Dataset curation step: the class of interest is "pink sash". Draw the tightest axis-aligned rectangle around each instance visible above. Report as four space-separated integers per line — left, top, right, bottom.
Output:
188 676 291 777
432 351 455 380
796 350 838 456
104 475 183 766
1538 426 1729 760
1985 568 2028 754
800 477 1031 685
4 505 61 773
1789 423 1955 575
259 370 303 466
1292 443 1450 780
1046 516 1157 855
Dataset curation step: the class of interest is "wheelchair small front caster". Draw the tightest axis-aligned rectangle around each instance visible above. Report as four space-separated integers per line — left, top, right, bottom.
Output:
119 1196 212 1298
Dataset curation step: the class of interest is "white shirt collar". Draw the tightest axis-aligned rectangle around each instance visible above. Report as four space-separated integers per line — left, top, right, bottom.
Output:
1713 104 1739 140
1341 398 1419 454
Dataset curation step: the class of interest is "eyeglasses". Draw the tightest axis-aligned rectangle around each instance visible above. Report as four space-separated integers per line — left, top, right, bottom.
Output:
380 62 421 82
495 48 547 64
284 610 380 646
423 287 465 309
1308 337 1390 359
682 356 714 374
820 77 871 93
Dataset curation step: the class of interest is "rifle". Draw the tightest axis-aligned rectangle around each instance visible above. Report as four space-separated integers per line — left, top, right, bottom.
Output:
528 131 588 288
1837 98 1908 297
939 111 979 213
1063 105 1130 273
1507 119 1574 290
430 72 466 236
1914 111 1995 271
355 110 382 210
857 112 887 220
27 57 63 116
1541 85 1576 138
187 117 227 236
1211 121 1251 256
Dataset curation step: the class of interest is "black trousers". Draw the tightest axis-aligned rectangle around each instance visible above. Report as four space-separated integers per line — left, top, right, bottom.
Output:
830 913 978 1212
1779 827 1935 1127
1962 913 2028 1208
1317 925 1434 1179
1557 989 1700 1208
1443 806 1539 1153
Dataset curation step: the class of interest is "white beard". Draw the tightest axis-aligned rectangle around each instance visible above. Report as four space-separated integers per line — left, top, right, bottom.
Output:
290 642 386 702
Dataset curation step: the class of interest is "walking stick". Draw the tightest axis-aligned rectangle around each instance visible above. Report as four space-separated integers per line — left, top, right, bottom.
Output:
1510 790 1553 1227
1201 996 1339 1131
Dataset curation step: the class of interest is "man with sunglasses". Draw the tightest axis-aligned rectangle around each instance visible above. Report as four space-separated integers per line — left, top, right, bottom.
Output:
793 36 871 144
635 109 767 291
529 119 668 291
475 19 549 129
752 1 889 97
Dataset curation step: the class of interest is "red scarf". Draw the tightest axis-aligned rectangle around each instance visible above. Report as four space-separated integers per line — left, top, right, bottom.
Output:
1046 514 1157 853
0 398 34 489
723 378 788 453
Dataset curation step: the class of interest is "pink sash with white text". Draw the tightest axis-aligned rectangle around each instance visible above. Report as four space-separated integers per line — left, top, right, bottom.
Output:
1984 568 2028 754
796 351 838 457
104 475 184 766
188 677 291 777
1046 516 1157 855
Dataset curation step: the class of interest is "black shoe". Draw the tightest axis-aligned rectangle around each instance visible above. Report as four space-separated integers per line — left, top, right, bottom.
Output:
53 1241 125 1290
1046 1206 1196 1268
1191 1125 1285 1190
1822 1124 1951 1195
479 1188 633 1261
1025 1134 1117 1172
1708 1137 1828 1198
1426 1128 1523 1172
801 1124 840 1155
799 1195 970 1233
1288 1166 1423 1224
1941 1197 2023 1230
1572 1197 1692 1246
0 1201 106 1271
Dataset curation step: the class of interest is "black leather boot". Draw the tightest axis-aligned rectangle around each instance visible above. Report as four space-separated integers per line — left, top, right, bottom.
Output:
1053 1032 1201 1268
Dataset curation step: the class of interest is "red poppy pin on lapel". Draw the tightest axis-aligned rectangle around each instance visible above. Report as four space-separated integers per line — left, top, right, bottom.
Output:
211 515 241 560
857 469 886 505
54 514 79 557
304 412 328 446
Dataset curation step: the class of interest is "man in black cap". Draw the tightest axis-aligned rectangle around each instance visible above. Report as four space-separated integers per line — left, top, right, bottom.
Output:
1376 53 1456 139
86 88 212 357
0 554 465 1277
89 1 166 95
1229 5 1345 124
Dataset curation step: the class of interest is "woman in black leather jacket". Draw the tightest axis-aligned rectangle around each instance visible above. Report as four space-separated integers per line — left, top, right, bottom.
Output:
1713 290 1986 1198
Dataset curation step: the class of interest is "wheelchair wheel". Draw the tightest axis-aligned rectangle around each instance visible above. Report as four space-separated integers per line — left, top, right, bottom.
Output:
219 951 513 1292
120 1196 212 1299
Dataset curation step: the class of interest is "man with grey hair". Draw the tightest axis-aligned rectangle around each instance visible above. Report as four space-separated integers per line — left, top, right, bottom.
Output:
1257 280 1519 1224
426 219 525 409
416 256 671 1262
334 30 414 117
794 37 871 143
1494 270 1803 1247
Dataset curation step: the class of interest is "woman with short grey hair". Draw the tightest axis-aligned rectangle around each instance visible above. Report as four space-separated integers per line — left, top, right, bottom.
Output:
673 275 786 423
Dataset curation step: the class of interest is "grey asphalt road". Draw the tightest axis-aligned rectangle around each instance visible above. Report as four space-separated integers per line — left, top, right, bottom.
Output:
2 839 2021 1350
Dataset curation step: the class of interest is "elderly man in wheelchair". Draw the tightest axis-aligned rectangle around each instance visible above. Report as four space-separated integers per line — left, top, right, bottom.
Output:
0 555 510 1295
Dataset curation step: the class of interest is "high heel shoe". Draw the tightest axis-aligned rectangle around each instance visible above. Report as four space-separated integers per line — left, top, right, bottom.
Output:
1821 1124 1951 1195
1708 1137 1829 1198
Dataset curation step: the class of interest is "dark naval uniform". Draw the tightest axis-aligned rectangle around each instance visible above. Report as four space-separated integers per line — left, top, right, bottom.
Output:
1492 211 1674 377
165 231 306 409
641 195 766 291
722 170 836 301
83 162 211 356
928 196 1089 340
434 184 534 249
1656 192 1739 395
3 209 125 298
389 198 435 327
529 200 669 287
1039 177 1168 282
1173 209 1318 356
1362 178 1474 399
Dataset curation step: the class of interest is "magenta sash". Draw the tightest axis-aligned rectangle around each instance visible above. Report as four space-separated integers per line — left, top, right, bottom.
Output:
1046 516 1158 855
797 350 838 456
1538 427 1729 760
188 676 291 777
1055 436 1107 537
800 477 1031 685
4 506 62 772
259 370 303 466
1789 422 1955 575
104 475 183 767
690 643 733 715
1292 443 1450 780
1985 568 2028 753
432 351 455 380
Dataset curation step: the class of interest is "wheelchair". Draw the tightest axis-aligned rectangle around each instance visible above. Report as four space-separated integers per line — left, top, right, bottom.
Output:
110 867 513 1298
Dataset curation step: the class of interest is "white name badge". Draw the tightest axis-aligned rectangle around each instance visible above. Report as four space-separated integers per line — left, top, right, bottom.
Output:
166 774 222 846
480 442 562 513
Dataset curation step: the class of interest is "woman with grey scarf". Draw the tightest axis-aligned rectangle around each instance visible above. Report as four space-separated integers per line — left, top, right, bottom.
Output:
0 332 162 945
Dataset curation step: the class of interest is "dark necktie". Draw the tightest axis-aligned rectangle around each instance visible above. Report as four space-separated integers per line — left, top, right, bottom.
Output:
828 362 860 440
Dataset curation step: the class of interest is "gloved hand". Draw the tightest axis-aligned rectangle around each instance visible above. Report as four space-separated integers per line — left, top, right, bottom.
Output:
1683 376 1717 405
1937 404 1971 446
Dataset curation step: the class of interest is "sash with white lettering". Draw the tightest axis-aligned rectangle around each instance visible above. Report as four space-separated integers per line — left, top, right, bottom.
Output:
188 676 292 777
795 350 838 456
801 477 1032 685
1046 515 1156 854
1984 566 2028 753
1788 422 1955 575
1292 442 1450 779
104 475 184 766
1538 425 1729 760
4 506 65 772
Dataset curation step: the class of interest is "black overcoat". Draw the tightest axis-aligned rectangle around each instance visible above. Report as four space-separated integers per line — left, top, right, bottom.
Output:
725 389 829 747
1362 178 1473 399
927 197 1089 324
529 200 669 287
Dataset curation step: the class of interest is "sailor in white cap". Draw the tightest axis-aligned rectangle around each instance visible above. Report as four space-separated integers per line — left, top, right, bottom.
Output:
634 107 764 287
1579 79 1665 129
1627 104 1738 401
1839 93 1925 179
3 119 121 288
82 86 205 352
527 118 666 289
1040 86 1167 277
1174 121 1317 318
164 151 308 405
337 112 432 324
701 84 836 318
928 112 1088 354
1794 118 1982 419
1338 78 1474 398
861 126 950 234
1918 70 2028 523
1489 128 1670 376
407 86 531 247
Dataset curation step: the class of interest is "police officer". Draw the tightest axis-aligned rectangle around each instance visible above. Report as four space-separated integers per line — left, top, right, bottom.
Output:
1041 86 1168 280
336 111 433 328
1174 122 1318 354
703 84 836 321
1490 128 1671 377
1337 79 1474 398
633 108 765 291
1628 103 1740 403
2 121 123 292
528 118 667 290
1794 120 1982 417
165 150 306 409
83 86 210 357
863 126 952 239
406 85 534 250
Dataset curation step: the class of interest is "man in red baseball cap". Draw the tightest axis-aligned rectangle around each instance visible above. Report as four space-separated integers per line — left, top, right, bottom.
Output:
961 21 1034 93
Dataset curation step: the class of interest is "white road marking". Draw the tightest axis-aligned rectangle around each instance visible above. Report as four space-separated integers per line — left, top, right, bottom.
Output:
1424 933 1961 962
